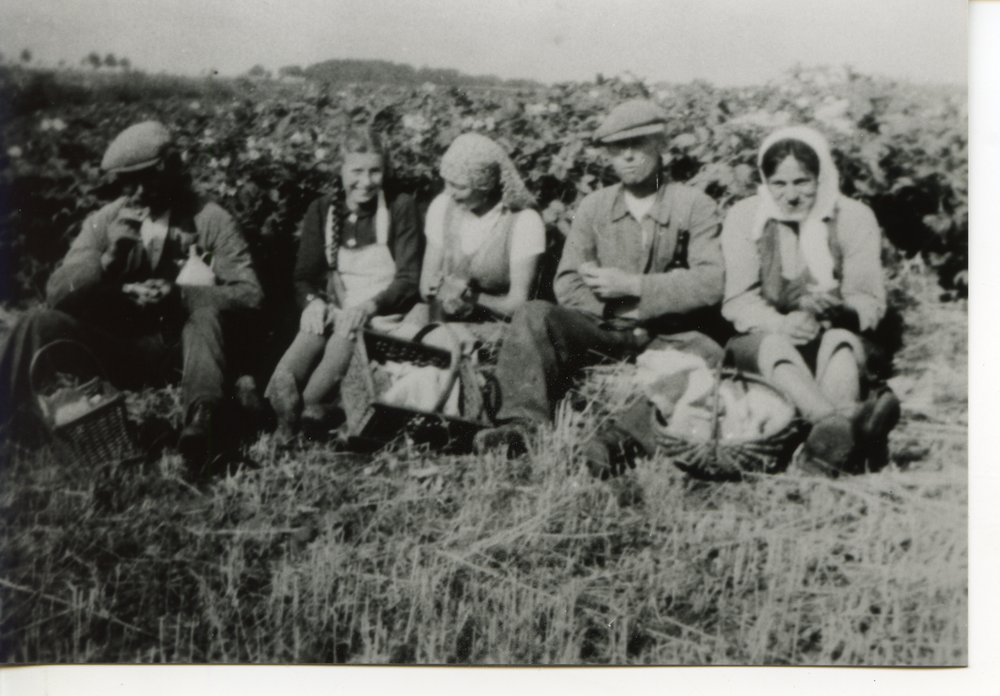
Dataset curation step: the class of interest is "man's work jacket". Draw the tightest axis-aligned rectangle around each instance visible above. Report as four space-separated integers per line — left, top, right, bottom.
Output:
46 193 263 332
554 182 724 330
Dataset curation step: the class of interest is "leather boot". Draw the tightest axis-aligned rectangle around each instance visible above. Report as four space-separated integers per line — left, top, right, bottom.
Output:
797 412 856 477
300 403 346 441
473 420 535 459
178 400 216 476
581 425 647 480
855 387 901 472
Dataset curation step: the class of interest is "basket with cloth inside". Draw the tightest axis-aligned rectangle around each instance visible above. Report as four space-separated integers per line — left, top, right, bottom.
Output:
637 346 806 479
30 340 141 467
339 327 491 452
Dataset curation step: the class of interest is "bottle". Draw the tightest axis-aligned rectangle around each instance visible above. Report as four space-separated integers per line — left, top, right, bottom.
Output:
665 230 690 271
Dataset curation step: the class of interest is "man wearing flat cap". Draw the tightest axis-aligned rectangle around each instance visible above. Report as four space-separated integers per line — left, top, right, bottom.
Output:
0 121 263 474
475 100 728 472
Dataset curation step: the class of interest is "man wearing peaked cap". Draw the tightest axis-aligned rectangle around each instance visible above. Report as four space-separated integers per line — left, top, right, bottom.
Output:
474 100 730 472
0 121 264 479
101 121 172 172
590 99 669 143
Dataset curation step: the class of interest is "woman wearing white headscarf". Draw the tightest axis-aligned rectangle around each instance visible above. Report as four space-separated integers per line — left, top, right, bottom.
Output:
721 126 898 476
418 133 545 327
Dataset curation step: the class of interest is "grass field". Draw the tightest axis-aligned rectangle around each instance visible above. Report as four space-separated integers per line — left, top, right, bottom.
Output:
0 262 966 665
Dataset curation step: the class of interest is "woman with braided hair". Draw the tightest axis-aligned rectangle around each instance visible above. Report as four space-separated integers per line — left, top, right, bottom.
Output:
418 132 545 331
266 128 420 437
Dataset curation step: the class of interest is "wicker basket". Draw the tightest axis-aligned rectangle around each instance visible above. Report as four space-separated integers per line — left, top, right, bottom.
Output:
339 328 490 452
30 340 141 467
655 365 806 480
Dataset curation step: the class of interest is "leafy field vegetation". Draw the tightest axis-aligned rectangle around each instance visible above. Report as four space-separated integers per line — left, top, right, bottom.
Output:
0 65 967 664
1 62 967 314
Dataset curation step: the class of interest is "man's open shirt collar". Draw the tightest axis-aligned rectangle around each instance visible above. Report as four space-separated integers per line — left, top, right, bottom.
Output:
609 183 674 226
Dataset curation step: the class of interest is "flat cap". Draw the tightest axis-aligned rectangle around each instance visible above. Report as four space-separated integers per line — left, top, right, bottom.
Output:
593 100 667 144
101 121 172 173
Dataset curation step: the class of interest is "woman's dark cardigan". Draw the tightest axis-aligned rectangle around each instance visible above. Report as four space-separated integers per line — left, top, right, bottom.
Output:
292 191 422 314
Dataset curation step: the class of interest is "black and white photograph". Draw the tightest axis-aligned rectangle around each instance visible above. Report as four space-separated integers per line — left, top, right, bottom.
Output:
0 0 972 669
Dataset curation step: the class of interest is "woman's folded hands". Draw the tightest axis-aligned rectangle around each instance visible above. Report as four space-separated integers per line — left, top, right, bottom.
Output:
436 274 477 319
780 310 822 345
795 291 860 332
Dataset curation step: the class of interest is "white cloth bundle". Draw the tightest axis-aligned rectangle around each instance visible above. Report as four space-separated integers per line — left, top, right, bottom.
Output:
380 361 461 416
636 347 795 442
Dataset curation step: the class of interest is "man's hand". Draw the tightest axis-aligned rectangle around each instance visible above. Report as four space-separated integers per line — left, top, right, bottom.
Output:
333 300 377 339
579 262 642 299
779 310 821 346
436 275 470 303
300 297 328 335
122 279 173 308
796 291 843 318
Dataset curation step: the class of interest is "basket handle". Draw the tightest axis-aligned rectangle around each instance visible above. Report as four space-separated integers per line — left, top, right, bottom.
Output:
708 337 746 457
423 325 463 414
29 340 110 399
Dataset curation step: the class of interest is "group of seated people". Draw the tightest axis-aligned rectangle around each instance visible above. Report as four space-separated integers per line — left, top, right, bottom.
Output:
0 99 901 481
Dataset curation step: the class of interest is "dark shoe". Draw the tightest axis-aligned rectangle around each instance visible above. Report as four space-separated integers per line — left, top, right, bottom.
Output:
799 412 857 477
235 375 264 415
234 375 266 432
300 403 345 441
856 388 901 472
582 426 646 480
473 421 533 459
178 400 216 476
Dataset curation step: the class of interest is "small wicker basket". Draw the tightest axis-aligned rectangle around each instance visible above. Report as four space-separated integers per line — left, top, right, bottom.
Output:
30 340 141 467
655 365 806 480
339 329 490 452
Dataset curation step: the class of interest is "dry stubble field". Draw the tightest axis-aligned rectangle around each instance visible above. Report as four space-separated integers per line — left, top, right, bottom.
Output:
0 261 967 665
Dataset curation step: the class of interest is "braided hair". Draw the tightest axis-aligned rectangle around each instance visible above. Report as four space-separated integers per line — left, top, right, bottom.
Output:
325 127 391 270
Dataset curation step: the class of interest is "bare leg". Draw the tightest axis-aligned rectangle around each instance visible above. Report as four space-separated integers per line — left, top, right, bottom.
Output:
817 347 860 408
815 329 863 409
757 334 837 422
757 332 863 474
301 333 355 406
266 331 326 433
271 332 327 387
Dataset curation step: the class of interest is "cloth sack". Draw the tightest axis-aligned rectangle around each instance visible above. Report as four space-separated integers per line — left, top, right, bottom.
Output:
175 245 216 286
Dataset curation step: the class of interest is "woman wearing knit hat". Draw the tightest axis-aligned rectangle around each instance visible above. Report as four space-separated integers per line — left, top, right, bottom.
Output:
721 126 900 476
418 133 545 332
265 128 421 438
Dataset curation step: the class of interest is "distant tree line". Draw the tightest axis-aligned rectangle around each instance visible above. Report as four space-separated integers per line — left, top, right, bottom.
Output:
0 50 132 71
81 52 132 71
272 58 540 89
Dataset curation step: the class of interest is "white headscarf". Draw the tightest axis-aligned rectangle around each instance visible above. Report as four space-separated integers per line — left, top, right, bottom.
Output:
750 126 842 292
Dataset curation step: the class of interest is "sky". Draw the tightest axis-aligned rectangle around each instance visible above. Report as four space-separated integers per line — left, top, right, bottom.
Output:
0 0 966 86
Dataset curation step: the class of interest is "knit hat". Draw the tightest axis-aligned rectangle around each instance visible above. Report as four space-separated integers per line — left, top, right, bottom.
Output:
440 133 535 211
101 121 172 173
593 100 667 144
